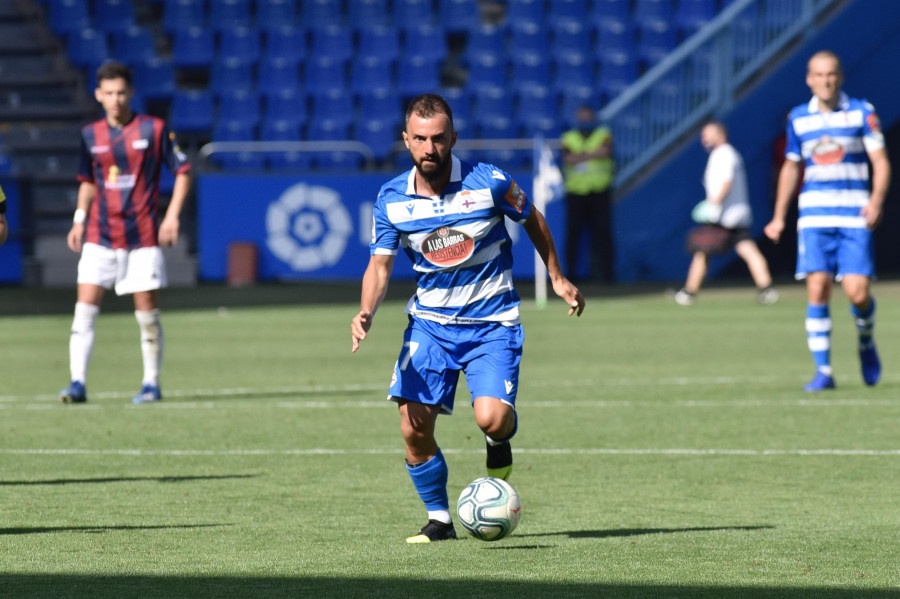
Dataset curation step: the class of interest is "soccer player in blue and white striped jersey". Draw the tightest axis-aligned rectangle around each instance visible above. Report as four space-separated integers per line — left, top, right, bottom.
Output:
351 94 584 543
765 51 891 392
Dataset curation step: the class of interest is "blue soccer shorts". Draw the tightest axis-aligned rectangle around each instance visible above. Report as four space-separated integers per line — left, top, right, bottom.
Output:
387 317 524 415
796 227 875 280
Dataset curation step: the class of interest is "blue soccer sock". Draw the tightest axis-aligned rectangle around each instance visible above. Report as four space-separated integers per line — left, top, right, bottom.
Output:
406 450 450 519
806 303 832 375
851 297 876 349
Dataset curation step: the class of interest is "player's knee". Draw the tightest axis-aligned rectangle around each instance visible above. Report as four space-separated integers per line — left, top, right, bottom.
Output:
475 405 515 440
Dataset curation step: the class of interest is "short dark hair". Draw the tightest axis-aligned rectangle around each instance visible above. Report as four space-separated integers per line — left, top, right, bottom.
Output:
405 94 454 130
96 61 133 87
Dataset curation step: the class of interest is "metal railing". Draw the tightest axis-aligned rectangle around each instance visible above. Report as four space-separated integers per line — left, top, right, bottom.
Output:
599 0 845 189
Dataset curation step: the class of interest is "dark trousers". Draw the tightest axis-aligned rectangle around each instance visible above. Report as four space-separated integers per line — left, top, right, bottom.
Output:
564 189 614 283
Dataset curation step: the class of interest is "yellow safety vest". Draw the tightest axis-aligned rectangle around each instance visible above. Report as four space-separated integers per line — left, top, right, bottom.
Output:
561 127 614 194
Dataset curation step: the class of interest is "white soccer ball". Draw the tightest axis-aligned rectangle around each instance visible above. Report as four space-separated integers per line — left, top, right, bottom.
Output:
456 477 522 541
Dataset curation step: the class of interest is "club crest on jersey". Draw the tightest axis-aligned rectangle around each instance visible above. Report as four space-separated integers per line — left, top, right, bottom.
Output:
458 190 477 213
811 136 845 165
105 165 135 189
504 181 526 213
422 226 474 267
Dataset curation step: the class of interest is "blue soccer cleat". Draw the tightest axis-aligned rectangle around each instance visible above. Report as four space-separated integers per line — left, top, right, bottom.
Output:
59 381 87 403
859 342 881 386
132 383 162 404
803 371 835 392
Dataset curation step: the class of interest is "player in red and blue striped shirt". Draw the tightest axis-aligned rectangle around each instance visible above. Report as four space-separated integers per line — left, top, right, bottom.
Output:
60 61 192 405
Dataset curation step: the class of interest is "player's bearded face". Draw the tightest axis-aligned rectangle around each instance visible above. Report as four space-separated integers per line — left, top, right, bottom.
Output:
404 115 456 183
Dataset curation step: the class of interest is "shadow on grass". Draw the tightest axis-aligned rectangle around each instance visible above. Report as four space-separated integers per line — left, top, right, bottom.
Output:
0 474 258 486
0 524 225 536
0 576 897 599
520 525 775 539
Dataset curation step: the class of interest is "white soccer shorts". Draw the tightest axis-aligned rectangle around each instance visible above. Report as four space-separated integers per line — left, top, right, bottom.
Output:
77 242 167 295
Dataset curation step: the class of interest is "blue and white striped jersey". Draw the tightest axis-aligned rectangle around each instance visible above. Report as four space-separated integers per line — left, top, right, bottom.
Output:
371 156 531 325
785 92 885 230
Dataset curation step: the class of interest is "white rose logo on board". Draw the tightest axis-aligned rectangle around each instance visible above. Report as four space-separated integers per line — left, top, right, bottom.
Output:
266 183 352 271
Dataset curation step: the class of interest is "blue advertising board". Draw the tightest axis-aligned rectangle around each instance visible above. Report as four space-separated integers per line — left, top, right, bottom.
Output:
0 178 23 284
198 172 564 282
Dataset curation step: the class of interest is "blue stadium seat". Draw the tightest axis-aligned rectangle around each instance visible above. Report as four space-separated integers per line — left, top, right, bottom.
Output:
218 89 262 127
357 25 400 63
304 55 347 95
676 0 717 34
553 53 595 97
559 86 599 126
402 24 448 64
637 21 678 68
209 0 251 31
172 26 214 68
648 77 684 127
551 19 591 61
311 88 355 128
264 88 307 128
48 0 91 36
595 19 636 61
348 0 391 28
394 0 435 29
550 0 587 26
355 118 399 163
592 0 630 28
219 26 261 63
67 28 109 68
439 0 480 34
508 21 548 58
93 0 136 32
170 89 214 134
473 85 513 121
213 118 256 142
510 53 550 93
310 25 354 63
258 56 301 95
478 115 523 169
357 89 403 126
210 58 255 96
309 120 361 170
264 25 307 62
505 0 545 26
598 51 638 99
262 120 311 170
440 86 473 135
466 53 508 89
764 0 802 29
256 0 297 31
396 57 440 99
113 26 156 64
162 0 205 33
212 120 265 171
351 56 395 95
464 23 507 63
302 0 343 28
132 57 176 100
634 0 674 28
516 84 560 138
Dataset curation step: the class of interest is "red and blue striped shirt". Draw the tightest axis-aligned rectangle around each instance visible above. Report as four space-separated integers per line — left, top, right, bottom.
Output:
78 113 191 249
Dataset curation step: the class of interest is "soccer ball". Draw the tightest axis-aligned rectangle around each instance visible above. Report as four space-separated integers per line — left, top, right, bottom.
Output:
456 477 522 541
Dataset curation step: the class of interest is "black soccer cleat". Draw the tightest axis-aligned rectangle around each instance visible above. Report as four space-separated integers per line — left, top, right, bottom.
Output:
406 519 458 544
486 440 513 481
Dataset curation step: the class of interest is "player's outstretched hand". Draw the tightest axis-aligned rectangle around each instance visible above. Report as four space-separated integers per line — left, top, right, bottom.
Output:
351 311 374 353
553 278 585 317
763 219 784 244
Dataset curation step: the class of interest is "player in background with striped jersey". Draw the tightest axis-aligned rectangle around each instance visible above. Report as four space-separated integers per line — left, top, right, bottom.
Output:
765 51 891 391
0 184 8 246
351 94 584 543
59 61 192 404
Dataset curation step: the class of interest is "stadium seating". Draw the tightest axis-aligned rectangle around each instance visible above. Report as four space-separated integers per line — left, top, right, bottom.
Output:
258 56 301 95
552 20 592 61
308 120 361 170
402 24 448 64
677 0 718 34
302 0 343 28
210 58 254 96
592 0 631 28
464 24 507 63
162 0 205 33
355 118 398 163
170 89 214 135
357 89 403 126
311 25 354 63
172 26 215 69
439 0 481 34
262 119 311 170
132 57 176 100
553 53 596 98
348 0 391 28
264 88 307 129
93 0 136 32
218 26 261 64
637 21 678 68
310 88 354 128
466 53 508 89
510 53 551 93
218 89 261 128
351 57 395 95
396 56 440 99
303 55 347 95
505 0 545 26
634 0 675 27
256 0 296 31
357 25 400 63
209 0 251 31
67 28 109 69
473 85 513 121
113 26 156 64
551 0 589 26
48 0 91 36
264 25 307 62
393 0 435 29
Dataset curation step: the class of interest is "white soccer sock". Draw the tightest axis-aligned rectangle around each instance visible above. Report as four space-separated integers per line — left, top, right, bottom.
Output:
69 302 99 383
135 309 164 386
427 510 452 525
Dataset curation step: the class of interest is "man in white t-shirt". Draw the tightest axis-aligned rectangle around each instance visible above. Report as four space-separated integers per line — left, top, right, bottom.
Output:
675 121 778 305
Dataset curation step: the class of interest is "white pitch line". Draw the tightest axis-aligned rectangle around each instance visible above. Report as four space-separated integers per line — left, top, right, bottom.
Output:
1 448 899 457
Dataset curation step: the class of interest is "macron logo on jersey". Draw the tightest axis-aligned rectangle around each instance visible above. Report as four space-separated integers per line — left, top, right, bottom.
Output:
504 380 514 394
491 170 506 180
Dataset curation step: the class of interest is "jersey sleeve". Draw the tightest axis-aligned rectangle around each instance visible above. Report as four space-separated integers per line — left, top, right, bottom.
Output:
784 112 802 163
369 190 399 256
861 101 886 153
77 134 94 183
160 123 192 175
487 165 532 224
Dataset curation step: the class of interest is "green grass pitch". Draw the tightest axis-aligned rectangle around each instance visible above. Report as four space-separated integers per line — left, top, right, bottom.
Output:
2 282 900 598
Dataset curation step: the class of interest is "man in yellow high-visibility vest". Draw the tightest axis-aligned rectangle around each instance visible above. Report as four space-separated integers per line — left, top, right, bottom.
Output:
560 105 614 283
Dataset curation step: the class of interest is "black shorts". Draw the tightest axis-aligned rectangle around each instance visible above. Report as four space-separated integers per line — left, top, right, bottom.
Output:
687 225 751 255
